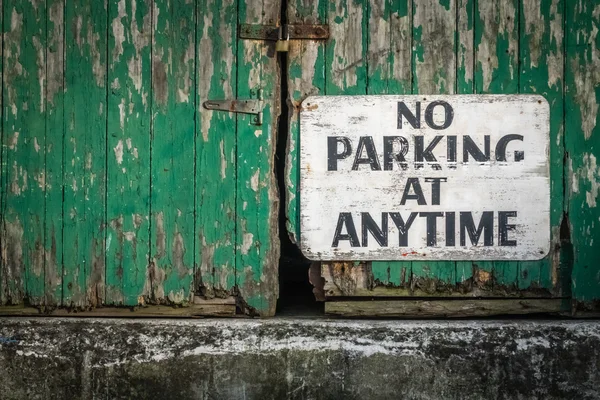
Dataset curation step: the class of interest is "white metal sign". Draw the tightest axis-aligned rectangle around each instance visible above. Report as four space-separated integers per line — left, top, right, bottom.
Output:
299 95 550 261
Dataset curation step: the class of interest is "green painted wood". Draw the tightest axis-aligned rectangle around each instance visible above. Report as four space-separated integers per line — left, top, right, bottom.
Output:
106 0 152 306
150 0 195 304
2 0 47 306
565 0 600 306
368 0 411 289
325 0 368 95
196 0 237 300
410 0 457 288
235 0 280 316
63 0 108 307
285 0 327 243
45 0 65 307
468 0 519 292
518 0 565 295
0 0 4 306
457 0 474 93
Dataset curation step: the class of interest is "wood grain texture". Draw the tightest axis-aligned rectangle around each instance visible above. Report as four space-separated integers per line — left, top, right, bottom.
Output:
519 0 566 296
0 0 3 305
196 0 237 300
63 0 108 308
235 0 281 316
325 298 565 317
566 0 600 308
2 0 47 306
286 0 326 243
106 0 152 306
322 261 553 297
150 0 196 304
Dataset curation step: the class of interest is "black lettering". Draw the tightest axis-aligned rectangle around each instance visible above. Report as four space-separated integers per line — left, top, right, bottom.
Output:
420 212 444 246
383 136 409 170
361 212 388 247
352 136 381 171
389 212 418 247
332 213 360 247
447 135 457 168
398 101 420 129
327 136 352 171
415 136 443 170
495 134 524 162
424 177 447 205
498 211 518 246
400 178 426 205
463 135 491 162
459 211 494 246
445 212 455 246
424 101 454 130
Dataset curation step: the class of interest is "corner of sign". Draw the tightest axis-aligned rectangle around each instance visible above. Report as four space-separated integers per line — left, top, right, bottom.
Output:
300 96 320 112
532 94 550 109
533 241 552 261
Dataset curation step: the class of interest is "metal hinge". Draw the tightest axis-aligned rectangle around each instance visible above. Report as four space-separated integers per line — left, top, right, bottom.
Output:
239 23 329 41
203 89 264 125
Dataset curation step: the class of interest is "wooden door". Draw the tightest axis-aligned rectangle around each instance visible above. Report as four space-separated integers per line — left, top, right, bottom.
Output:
0 0 280 316
286 0 600 315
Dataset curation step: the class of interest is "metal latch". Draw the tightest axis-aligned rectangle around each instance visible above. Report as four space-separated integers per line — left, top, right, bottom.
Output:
239 24 329 41
203 89 264 125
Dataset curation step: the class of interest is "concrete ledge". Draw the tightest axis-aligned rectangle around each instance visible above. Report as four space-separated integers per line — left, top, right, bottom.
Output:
1 318 599 399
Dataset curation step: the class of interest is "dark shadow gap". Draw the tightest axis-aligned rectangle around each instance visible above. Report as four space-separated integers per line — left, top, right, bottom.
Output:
275 2 323 316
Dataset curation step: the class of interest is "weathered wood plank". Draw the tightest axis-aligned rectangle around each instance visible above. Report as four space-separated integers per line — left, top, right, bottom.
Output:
367 0 411 290
63 0 108 308
456 0 474 93
0 302 236 317
106 0 152 306
411 0 456 291
565 0 600 308
326 0 367 95
286 0 326 243
518 0 566 296
322 260 551 298
44 0 64 307
413 0 455 93
235 0 280 316
0 0 4 306
325 298 565 317
196 0 237 300
150 0 195 304
468 0 519 294
2 0 47 305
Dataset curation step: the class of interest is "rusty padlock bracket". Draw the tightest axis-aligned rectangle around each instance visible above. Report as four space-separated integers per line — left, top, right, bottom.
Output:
239 23 329 41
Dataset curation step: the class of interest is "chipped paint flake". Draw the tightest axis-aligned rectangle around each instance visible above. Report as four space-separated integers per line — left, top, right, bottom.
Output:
113 140 124 164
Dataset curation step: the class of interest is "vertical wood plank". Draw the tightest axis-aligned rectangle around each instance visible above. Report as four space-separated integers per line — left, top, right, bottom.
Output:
368 0 411 290
472 0 519 293
520 0 565 296
456 0 474 93
106 0 152 306
2 0 47 305
411 0 456 288
326 0 368 95
474 0 518 93
413 0 456 94
236 0 280 316
44 0 64 306
566 0 600 306
0 0 5 305
63 0 108 307
286 0 326 243
150 0 195 304
196 0 237 300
